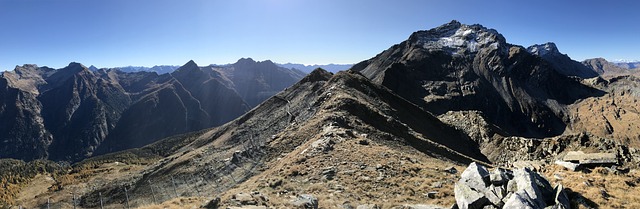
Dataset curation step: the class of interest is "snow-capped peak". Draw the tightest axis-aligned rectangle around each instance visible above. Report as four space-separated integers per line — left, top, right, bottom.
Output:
527 42 560 57
410 20 506 56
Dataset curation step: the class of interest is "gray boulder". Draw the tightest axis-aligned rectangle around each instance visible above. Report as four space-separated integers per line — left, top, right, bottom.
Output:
455 182 490 209
503 191 536 209
357 204 381 209
292 194 319 209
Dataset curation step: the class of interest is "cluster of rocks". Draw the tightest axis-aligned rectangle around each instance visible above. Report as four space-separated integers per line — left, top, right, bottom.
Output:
454 162 569 209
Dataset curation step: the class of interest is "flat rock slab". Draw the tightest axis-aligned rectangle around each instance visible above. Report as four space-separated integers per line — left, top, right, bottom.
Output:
563 151 617 164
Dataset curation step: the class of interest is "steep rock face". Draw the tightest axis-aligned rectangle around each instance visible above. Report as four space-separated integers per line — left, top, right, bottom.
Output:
0 75 51 160
527 42 598 79
226 58 306 107
39 63 130 160
171 60 250 125
0 59 303 162
351 20 602 138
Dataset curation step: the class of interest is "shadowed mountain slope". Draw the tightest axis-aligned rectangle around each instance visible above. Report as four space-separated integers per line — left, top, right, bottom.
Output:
0 59 304 162
351 20 604 138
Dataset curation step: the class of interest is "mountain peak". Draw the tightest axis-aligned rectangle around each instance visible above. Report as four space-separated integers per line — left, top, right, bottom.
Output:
527 42 560 57
299 68 332 84
174 60 201 73
66 62 86 69
409 21 506 55
60 62 89 74
236 57 256 64
184 60 198 67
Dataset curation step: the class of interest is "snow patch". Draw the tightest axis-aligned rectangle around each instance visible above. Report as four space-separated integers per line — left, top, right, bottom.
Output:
418 25 501 55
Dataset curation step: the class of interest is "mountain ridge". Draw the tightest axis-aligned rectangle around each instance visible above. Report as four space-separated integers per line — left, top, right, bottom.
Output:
0 58 305 162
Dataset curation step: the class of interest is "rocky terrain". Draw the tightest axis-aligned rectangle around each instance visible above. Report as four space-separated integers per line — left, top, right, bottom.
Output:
582 58 640 78
2 21 640 209
0 58 304 162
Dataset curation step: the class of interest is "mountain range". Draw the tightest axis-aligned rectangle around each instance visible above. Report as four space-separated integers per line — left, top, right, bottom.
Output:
108 65 181 75
0 58 304 162
2 20 640 208
277 63 353 73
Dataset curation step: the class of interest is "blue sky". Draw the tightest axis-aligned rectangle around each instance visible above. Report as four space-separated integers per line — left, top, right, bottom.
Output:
1 0 639 71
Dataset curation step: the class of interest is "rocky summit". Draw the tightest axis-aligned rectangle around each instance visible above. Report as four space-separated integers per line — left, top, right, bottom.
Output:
352 20 603 138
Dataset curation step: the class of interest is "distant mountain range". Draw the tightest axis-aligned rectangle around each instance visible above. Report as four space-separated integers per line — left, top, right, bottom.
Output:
85 62 353 75
0 58 304 162
276 63 353 73
107 65 181 75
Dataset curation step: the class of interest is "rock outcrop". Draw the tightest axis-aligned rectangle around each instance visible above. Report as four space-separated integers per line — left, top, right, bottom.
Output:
454 162 569 209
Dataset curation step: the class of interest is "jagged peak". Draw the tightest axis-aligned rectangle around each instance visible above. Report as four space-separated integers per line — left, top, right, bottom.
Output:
66 62 87 69
236 57 256 65
527 42 560 57
184 60 198 67
299 68 333 83
258 59 275 65
59 62 90 74
174 60 201 74
409 20 506 55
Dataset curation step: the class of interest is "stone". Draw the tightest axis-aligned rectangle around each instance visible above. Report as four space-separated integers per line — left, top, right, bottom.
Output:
445 166 458 174
356 204 381 209
234 192 256 205
489 168 509 186
204 197 220 209
292 194 318 209
552 184 570 209
511 168 547 208
392 204 446 209
431 181 443 188
502 191 536 209
322 166 337 180
228 206 267 209
459 162 490 191
358 139 370 145
427 191 439 198
454 181 489 209
506 179 517 193
269 178 283 188
512 161 544 172
563 151 617 165
484 185 505 207
554 160 579 171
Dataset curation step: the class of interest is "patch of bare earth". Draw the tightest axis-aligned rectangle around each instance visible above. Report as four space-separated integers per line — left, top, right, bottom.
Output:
544 164 640 208
218 124 463 209
14 162 147 208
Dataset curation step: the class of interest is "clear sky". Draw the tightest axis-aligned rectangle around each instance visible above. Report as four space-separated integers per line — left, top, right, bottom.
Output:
1 0 639 71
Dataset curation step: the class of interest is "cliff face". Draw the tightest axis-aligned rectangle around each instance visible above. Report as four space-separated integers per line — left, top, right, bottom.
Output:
0 59 304 162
